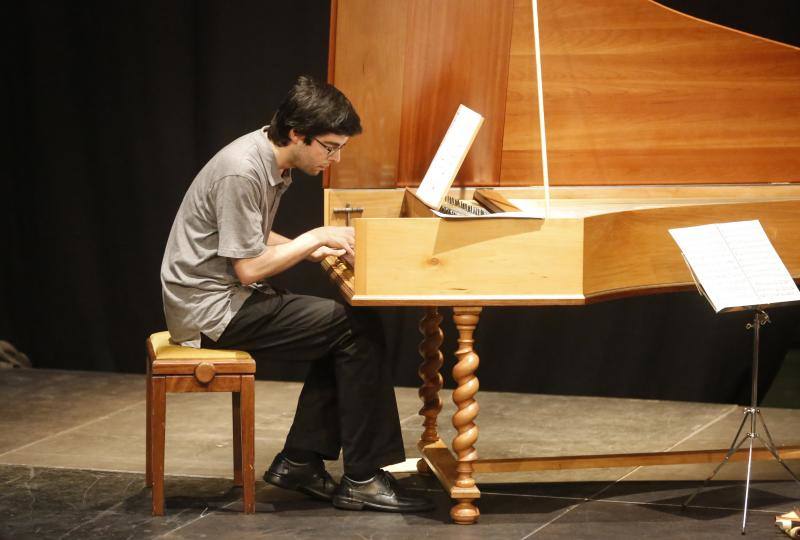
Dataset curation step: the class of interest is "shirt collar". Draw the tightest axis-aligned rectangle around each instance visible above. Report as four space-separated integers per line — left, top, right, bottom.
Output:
259 126 292 187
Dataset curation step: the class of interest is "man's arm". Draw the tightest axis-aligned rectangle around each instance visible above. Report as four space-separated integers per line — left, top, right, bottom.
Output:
232 226 354 286
268 230 346 263
267 231 292 245
268 229 352 263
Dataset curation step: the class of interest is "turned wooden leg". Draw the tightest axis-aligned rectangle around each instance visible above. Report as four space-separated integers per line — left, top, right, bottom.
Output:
417 307 445 474
145 372 153 487
240 375 256 514
150 376 166 516
232 392 242 486
450 306 481 525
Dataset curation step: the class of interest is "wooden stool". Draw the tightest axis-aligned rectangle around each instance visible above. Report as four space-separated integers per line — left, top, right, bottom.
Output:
145 331 256 515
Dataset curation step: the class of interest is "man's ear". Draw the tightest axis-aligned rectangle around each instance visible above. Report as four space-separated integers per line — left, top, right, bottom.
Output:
288 129 305 145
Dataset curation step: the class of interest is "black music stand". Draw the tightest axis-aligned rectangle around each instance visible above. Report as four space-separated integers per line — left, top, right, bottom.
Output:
670 221 800 534
679 308 800 534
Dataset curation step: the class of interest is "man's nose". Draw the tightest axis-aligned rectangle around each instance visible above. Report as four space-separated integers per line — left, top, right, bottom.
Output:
330 150 342 163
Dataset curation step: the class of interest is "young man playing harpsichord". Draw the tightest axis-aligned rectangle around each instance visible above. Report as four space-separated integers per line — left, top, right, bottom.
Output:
161 75 432 513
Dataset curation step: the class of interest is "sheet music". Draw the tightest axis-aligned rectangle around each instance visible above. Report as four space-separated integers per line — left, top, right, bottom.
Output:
415 105 484 209
669 220 800 312
721 221 800 304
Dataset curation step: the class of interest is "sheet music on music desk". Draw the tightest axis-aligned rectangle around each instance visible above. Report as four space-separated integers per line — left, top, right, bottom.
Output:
669 220 800 313
415 104 484 209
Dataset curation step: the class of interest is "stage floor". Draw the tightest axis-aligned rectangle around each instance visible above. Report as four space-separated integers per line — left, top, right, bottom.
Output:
1 368 798 539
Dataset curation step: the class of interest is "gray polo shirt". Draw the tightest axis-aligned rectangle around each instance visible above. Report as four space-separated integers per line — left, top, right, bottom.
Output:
160 127 292 346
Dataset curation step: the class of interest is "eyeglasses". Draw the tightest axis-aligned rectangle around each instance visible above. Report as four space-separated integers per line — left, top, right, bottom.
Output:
313 137 346 158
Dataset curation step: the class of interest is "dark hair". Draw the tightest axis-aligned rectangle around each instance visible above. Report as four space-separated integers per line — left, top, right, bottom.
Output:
267 75 362 146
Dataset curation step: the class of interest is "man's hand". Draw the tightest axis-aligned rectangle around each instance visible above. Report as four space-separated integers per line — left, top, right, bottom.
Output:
307 245 346 262
309 226 355 257
232 226 355 285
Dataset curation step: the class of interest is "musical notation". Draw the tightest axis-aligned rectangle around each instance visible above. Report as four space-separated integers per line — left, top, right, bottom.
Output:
670 220 800 312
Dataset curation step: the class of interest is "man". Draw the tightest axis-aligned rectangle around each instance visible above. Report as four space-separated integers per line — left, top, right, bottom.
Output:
161 75 432 513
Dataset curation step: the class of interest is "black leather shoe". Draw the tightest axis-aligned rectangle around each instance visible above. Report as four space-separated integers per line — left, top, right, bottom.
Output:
263 452 337 501
333 470 435 512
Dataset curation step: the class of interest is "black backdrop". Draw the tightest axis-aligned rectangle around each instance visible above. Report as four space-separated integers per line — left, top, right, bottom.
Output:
3 1 799 405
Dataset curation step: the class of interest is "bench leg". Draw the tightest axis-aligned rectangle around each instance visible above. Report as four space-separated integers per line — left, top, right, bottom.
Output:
150 376 166 516
232 392 242 486
145 373 153 486
240 375 256 513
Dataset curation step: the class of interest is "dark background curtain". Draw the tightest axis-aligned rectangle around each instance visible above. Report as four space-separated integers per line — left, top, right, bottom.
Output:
3 1 799 405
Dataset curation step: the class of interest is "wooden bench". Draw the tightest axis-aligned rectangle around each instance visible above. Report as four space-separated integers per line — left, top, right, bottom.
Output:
145 331 256 515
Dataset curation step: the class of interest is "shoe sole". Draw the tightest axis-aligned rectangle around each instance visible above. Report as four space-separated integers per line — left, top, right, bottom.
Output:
264 471 333 502
332 495 434 513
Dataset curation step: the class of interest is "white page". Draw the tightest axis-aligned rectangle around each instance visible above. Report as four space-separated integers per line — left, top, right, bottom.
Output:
669 220 800 312
718 220 800 305
670 224 757 311
416 105 484 209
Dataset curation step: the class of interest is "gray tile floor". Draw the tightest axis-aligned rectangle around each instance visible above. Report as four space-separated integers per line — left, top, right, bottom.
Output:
1 368 798 539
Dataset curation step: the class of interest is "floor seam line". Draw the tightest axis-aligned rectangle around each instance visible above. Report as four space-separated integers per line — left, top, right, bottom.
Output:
587 496 789 514
58 499 126 540
519 503 582 539
663 404 740 453
0 400 145 460
587 404 740 500
0 462 238 480
158 501 237 538
479 488 791 513
399 412 420 426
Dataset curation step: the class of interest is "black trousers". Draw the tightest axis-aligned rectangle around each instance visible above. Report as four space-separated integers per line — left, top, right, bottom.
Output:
202 289 405 472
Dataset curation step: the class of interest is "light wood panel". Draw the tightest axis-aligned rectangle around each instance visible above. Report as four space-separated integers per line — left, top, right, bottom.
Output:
500 0 800 185
489 184 800 201
353 216 585 299
327 0 408 188
324 188 406 224
322 186 800 305
330 0 800 187
396 0 514 186
418 440 481 500
583 199 800 297
472 445 800 473
325 184 800 216
499 0 542 184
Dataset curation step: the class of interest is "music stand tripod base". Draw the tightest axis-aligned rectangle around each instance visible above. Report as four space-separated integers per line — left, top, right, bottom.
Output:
681 309 800 535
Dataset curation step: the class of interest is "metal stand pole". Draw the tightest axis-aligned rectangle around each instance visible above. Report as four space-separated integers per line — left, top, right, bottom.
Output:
681 310 800 534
